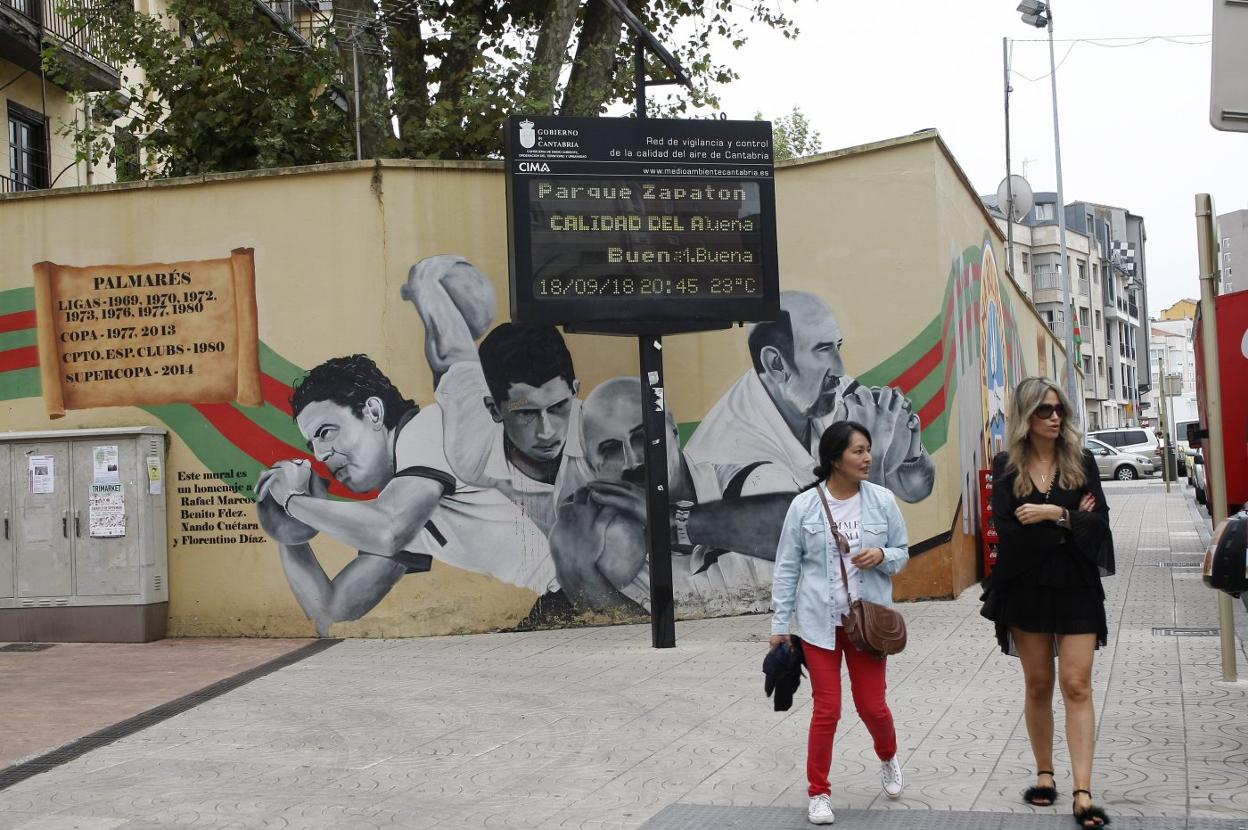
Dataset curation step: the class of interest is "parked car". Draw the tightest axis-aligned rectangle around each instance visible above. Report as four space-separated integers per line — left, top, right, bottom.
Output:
1085 437 1156 481
1192 450 1208 505
1173 419 1199 476
1088 427 1163 464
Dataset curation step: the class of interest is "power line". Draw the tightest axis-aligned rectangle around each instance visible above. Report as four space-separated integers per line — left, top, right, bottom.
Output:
1008 34 1211 83
1011 33 1210 43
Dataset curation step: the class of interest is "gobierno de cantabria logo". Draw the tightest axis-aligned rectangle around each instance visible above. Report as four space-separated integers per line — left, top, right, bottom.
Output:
519 119 536 150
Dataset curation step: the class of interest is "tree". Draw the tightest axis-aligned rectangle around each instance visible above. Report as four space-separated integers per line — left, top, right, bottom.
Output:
758 107 823 161
49 0 353 179
51 0 804 176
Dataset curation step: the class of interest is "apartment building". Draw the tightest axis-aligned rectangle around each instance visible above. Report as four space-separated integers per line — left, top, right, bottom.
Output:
1147 317 1199 436
1 0 121 192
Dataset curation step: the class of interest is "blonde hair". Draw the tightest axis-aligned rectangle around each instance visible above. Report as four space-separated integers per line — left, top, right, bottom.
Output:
1004 376 1086 498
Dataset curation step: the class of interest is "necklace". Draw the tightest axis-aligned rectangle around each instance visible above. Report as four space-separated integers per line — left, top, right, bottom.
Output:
1034 458 1057 489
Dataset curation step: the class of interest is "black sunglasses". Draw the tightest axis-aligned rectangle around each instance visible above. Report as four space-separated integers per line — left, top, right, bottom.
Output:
1032 403 1067 420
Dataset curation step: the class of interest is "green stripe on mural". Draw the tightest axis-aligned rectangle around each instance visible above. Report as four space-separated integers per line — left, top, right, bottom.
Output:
0 329 36 351
0 367 41 400
921 409 950 451
0 287 34 315
232 401 307 451
142 404 265 500
259 341 306 385
857 313 942 389
677 421 697 449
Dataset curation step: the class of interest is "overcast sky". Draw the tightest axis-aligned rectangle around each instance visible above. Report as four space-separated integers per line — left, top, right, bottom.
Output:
690 1 1246 314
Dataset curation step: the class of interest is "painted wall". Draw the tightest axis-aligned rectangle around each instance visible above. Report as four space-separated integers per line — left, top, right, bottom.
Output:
0 132 1064 637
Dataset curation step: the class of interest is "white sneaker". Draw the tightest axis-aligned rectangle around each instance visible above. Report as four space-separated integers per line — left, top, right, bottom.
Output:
807 793 835 824
880 756 905 798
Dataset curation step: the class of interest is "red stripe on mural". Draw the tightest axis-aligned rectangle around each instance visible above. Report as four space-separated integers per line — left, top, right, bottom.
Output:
261 374 294 415
192 403 368 501
0 310 35 334
889 340 942 392
0 345 39 372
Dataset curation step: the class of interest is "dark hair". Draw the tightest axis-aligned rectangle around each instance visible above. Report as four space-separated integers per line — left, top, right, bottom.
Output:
747 310 795 374
810 420 872 484
290 354 416 430
477 323 576 403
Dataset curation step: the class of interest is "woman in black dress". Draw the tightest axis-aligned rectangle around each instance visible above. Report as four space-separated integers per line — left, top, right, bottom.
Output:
981 377 1114 828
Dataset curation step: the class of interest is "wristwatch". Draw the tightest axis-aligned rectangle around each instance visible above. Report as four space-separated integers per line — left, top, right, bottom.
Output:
673 500 695 546
1056 508 1070 529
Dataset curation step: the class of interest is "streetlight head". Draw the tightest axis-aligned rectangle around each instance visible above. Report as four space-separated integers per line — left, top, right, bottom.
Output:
1017 0 1049 27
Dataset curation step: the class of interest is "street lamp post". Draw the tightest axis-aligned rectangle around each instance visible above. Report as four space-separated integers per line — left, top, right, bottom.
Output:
1018 0 1080 423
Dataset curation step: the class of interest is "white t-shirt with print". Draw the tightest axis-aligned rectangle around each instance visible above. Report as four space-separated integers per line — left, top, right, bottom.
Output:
822 486 863 623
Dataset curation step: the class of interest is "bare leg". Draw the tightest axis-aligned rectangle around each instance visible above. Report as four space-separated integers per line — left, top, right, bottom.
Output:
1013 629 1057 803
1058 633 1102 824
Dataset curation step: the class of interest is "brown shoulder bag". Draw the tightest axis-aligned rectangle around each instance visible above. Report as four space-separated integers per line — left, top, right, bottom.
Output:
816 484 907 659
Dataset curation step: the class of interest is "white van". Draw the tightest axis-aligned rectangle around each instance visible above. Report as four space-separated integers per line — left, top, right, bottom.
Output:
1087 427 1162 473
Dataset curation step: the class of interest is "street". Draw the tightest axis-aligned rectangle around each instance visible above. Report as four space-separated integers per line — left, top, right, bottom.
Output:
0 477 1246 830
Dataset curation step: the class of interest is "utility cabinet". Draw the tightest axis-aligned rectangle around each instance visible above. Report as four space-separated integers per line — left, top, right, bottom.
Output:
0 427 168 642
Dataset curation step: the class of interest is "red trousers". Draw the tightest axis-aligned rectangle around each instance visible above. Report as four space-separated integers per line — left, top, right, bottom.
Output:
804 628 897 797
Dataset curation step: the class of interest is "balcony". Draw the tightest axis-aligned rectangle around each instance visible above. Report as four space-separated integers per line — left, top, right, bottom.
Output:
0 0 119 91
0 173 35 193
253 0 332 46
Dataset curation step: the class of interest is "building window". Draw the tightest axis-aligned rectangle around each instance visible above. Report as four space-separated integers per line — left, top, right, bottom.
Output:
1097 356 1105 376
112 127 141 182
1035 203 1055 221
7 103 48 190
1022 251 1030 274
1094 310 1101 330
1092 262 1098 283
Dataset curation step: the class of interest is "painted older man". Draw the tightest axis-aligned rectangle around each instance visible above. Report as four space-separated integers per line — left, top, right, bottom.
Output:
686 290 935 502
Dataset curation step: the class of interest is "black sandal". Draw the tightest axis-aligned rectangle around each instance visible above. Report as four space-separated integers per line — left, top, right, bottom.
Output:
1072 789 1110 827
1023 770 1058 806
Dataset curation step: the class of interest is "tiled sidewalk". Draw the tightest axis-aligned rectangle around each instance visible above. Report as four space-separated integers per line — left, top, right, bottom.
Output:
0 479 1245 829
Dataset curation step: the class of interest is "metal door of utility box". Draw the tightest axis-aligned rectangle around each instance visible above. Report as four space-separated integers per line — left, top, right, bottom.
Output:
0 427 168 642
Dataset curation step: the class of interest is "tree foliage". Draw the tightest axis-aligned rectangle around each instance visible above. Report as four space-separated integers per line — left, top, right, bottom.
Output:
50 0 803 177
758 107 822 161
49 0 353 179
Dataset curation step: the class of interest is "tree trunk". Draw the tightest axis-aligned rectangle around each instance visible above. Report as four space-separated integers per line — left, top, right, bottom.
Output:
522 0 581 115
434 0 488 112
388 3 429 156
333 0 392 158
559 0 623 116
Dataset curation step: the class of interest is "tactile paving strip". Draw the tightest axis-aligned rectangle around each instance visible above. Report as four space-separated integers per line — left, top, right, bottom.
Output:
0 638 339 791
642 804 1248 829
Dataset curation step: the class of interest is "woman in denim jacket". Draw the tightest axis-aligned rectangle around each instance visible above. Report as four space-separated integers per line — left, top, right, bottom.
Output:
769 421 910 826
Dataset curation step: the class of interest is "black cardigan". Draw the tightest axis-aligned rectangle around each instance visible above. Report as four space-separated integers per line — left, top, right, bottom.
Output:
989 449 1115 587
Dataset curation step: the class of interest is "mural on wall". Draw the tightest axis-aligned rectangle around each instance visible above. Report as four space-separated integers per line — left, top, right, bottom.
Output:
0 235 1027 635
951 239 1026 536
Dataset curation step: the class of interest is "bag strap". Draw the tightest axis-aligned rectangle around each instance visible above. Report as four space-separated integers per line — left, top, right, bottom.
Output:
815 483 854 592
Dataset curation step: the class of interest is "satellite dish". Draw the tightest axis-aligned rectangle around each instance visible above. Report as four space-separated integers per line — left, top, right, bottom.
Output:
996 174 1034 221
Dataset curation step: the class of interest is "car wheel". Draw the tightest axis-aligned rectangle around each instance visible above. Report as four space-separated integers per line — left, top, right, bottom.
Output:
1114 466 1138 481
1196 486 1206 505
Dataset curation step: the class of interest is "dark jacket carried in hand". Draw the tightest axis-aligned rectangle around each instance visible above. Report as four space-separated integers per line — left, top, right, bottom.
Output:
763 638 805 711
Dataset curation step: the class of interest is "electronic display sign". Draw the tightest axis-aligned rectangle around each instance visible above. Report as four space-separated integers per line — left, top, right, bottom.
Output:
505 116 780 330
